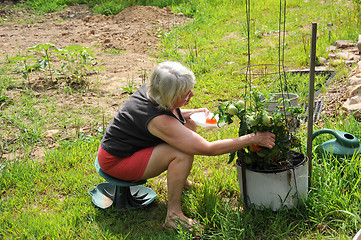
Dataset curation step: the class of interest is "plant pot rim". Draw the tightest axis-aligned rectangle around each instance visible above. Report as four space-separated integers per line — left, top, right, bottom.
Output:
261 92 299 102
238 150 308 173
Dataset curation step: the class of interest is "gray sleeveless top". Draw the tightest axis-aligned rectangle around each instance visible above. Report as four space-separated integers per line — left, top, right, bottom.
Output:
101 84 185 158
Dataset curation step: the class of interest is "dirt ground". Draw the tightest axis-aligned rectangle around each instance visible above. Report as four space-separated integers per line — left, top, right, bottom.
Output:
0 2 189 111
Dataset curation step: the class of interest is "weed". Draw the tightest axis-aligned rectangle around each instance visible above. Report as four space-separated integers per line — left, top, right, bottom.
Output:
120 69 147 94
120 82 137 94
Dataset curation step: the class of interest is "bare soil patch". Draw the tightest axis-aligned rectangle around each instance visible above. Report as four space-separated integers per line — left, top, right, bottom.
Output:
0 4 188 99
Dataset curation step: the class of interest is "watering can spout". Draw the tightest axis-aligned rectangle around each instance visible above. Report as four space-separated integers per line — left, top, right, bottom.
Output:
312 129 360 157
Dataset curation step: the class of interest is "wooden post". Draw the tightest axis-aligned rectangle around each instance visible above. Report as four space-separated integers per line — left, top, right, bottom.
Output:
307 22 317 189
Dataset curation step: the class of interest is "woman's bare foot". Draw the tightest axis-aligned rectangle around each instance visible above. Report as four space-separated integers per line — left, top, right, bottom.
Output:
164 213 203 232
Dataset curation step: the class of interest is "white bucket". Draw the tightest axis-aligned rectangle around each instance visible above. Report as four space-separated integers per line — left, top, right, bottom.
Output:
266 93 299 113
353 229 361 240
237 153 308 211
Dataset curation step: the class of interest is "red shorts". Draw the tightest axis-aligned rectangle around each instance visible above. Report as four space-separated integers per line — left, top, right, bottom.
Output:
97 145 154 182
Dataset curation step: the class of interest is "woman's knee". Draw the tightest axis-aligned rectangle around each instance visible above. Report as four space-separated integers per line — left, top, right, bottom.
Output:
142 145 193 179
150 144 193 168
174 151 194 165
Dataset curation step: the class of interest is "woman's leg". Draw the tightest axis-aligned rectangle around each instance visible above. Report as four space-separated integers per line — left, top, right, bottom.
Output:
141 143 196 227
183 118 197 188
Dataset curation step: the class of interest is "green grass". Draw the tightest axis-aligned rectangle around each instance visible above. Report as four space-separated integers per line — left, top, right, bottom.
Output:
1 0 361 239
18 0 187 15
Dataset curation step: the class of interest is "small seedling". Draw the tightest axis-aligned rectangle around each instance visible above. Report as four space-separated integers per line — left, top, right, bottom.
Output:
7 43 104 88
28 43 56 82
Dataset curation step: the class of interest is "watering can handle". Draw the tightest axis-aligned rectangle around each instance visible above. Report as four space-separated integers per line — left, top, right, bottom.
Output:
312 129 360 148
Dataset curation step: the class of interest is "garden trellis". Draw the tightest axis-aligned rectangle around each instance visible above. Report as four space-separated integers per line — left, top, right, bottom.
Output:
235 0 317 209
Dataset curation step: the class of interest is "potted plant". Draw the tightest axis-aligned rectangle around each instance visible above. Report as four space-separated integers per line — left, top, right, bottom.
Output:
215 89 308 211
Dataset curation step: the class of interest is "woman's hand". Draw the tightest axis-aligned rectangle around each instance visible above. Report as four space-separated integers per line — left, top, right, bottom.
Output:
250 132 276 149
181 108 210 119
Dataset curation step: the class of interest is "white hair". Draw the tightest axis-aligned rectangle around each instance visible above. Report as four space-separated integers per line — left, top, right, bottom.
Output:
147 61 196 110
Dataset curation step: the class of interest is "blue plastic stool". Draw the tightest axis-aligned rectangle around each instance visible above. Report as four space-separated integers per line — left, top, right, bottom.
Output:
89 157 157 211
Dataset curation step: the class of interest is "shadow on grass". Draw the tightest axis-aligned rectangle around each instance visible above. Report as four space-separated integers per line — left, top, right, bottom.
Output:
91 200 180 239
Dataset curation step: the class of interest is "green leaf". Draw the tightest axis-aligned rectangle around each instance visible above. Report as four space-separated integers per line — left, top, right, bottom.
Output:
38 59 48 69
227 151 236 164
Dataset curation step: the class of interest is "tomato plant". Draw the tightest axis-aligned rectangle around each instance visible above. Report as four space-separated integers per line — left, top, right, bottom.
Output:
215 89 302 170
250 144 262 152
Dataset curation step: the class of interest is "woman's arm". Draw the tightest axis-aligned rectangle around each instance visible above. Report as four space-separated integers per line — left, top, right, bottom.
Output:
148 115 275 156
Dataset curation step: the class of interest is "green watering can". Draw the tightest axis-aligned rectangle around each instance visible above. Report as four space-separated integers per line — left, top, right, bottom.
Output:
312 129 361 157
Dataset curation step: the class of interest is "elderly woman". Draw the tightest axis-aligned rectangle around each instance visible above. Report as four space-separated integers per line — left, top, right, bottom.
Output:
97 61 275 230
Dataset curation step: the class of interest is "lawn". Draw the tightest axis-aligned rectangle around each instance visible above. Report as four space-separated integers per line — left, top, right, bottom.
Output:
1 0 361 239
